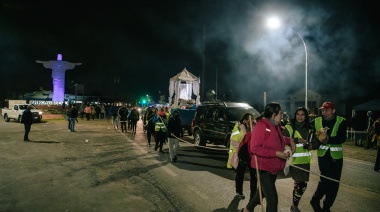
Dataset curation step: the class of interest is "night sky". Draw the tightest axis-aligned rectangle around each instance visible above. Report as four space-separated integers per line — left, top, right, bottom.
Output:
1 0 379 109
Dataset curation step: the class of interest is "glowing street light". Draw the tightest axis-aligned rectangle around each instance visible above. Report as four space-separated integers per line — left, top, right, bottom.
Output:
266 16 308 109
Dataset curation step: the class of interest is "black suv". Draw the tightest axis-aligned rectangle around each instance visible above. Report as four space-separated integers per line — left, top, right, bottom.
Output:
191 101 260 147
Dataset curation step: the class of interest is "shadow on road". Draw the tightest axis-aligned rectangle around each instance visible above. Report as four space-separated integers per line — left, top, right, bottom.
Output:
28 140 61 144
212 195 242 212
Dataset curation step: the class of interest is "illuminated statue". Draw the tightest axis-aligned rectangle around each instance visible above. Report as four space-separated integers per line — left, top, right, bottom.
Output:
36 54 81 102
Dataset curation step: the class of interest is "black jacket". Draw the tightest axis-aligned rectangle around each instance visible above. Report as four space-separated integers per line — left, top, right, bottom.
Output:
22 109 33 125
167 116 182 138
118 107 129 121
70 107 79 118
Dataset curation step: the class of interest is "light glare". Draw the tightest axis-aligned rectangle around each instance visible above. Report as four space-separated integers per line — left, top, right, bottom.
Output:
267 17 281 29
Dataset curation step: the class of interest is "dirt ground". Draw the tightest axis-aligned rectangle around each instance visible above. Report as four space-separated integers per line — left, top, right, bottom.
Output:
341 137 377 163
0 118 189 211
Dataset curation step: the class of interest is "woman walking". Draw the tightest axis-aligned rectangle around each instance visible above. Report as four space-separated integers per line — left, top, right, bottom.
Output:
282 107 315 212
242 103 294 212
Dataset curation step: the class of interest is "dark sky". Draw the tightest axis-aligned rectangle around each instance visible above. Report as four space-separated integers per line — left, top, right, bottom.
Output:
1 0 379 108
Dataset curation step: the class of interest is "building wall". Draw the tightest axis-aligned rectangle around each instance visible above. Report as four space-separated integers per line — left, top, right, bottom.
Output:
272 89 342 118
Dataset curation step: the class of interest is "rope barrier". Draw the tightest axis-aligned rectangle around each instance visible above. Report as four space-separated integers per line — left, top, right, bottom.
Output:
288 164 340 183
173 135 229 151
174 134 341 183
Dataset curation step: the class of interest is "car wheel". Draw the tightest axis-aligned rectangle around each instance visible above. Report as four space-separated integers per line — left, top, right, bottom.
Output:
4 114 10 122
194 129 206 146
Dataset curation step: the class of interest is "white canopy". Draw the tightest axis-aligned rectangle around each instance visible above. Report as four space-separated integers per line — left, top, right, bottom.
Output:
169 68 200 107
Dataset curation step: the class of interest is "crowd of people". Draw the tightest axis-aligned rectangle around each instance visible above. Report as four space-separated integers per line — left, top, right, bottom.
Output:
21 100 380 211
60 102 142 133
64 103 182 162
227 101 375 212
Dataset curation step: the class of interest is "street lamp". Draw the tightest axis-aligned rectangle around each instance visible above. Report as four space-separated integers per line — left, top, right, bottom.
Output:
267 16 308 109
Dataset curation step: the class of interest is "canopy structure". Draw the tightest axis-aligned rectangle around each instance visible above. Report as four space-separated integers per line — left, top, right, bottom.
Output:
353 99 380 112
169 68 200 108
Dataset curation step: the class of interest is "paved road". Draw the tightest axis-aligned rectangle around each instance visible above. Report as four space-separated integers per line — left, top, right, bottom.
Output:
1 117 379 211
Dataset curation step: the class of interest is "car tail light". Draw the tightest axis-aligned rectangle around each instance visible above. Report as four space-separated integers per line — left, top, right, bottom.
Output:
191 119 194 127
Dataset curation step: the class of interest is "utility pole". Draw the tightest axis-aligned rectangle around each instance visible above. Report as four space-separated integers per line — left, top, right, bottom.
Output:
264 91 267 109
201 24 205 102
215 69 218 100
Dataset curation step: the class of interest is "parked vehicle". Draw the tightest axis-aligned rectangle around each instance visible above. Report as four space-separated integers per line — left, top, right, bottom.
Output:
1 100 43 122
191 101 260 147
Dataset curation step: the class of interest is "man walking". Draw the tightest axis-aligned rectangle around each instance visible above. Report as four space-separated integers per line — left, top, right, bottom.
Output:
310 102 347 212
21 105 34 141
69 104 79 132
167 110 182 162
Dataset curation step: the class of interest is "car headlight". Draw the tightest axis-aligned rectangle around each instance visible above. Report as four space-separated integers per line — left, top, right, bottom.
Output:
39 111 43 115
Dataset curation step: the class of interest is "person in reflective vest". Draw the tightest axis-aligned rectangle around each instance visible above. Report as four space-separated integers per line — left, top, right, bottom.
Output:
282 107 315 212
310 102 347 212
227 113 254 200
153 107 168 153
371 118 380 172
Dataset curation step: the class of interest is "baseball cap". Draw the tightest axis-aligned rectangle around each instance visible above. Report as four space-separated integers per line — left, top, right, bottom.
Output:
320 102 335 109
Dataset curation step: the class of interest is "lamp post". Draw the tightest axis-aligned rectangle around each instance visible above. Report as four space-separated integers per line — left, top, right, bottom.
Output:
267 17 308 109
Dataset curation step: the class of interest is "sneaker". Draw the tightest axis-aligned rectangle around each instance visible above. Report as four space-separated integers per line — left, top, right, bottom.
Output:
310 199 322 212
290 205 301 212
236 193 245 200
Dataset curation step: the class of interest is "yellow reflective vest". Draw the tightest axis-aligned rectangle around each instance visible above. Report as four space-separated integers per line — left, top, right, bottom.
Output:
155 116 167 132
370 120 380 145
285 125 312 164
227 123 245 169
315 116 344 159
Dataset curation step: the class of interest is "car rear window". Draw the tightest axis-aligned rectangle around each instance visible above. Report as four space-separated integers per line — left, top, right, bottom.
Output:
225 107 260 121
195 107 207 118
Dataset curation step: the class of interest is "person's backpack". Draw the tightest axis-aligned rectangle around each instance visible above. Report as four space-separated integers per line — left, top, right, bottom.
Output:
237 121 271 165
132 110 139 121
238 133 251 165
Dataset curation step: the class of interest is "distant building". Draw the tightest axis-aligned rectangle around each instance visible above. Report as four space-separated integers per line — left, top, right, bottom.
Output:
22 90 108 106
271 89 343 118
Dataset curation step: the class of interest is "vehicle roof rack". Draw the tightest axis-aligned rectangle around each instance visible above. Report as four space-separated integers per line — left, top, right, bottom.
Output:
202 100 227 106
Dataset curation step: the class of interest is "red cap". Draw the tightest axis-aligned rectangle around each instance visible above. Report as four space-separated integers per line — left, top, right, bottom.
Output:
320 102 335 109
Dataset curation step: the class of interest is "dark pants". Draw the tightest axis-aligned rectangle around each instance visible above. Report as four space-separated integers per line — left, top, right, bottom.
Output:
131 120 138 132
24 124 31 140
155 131 166 151
312 150 343 210
121 121 127 132
236 161 256 198
246 170 276 212
69 117 76 132
128 119 132 130
375 146 380 171
146 125 155 145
